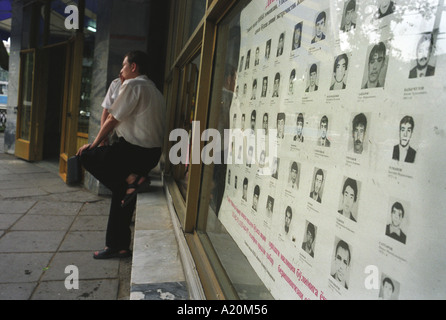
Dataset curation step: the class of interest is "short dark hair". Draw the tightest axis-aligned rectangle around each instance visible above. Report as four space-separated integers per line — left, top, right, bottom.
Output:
307 222 315 238
346 0 356 12
125 51 149 76
315 169 324 181
277 113 286 122
353 113 367 131
369 42 386 64
286 206 293 217
334 53 349 72
336 240 351 265
291 162 298 172
320 115 329 127
400 116 415 131
391 202 405 218
382 277 395 292
254 185 260 196
316 11 326 24
342 178 358 202
310 63 318 74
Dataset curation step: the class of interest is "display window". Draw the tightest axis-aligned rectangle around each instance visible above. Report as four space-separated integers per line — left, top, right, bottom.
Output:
167 0 446 300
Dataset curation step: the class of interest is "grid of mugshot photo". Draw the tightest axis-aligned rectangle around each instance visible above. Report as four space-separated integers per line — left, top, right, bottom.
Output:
220 0 443 300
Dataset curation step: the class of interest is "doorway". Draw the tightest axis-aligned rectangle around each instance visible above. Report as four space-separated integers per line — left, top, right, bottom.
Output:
42 43 67 161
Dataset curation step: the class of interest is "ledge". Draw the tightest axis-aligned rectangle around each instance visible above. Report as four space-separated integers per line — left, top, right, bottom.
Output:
130 172 205 300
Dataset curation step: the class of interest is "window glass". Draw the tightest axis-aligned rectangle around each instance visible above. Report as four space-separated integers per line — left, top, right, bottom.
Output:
173 54 201 199
182 0 206 46
197 0 273 300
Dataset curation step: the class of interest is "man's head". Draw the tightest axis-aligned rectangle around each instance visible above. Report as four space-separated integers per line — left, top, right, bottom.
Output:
399 116 415 148
341 178 358 215
382 277 395 300
306 223 315 246
334 54 349 83
290 162 298 184
252 79 257 98
294 23 302 46
277 33 285 55
251 110 257 130
262 77 268 95
315 11 326 38
320 116 329 139
345 0 356 25
310 63 318 87
314 169 324 194
296 113 304 136
368 42 386 85
243 178 248 199
253 185 260 210
378 0 392 14
391 202 405 228
416 33 434 70
334 240 351 282
121 51 149 80
277 113 286 138
352 113 367 154
274 73 281 94
285 207 293 233
265 40 271 58
289 69 296 92
263 113 269 133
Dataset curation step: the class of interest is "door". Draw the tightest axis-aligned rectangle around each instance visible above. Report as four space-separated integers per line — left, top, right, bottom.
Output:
59 35 84 182
15 49 48 162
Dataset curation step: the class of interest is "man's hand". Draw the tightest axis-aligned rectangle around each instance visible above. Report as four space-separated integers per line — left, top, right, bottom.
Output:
77 143 92 156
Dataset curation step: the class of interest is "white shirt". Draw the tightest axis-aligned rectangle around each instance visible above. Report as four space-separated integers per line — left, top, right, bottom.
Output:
102 78 122 110
109 75 166 149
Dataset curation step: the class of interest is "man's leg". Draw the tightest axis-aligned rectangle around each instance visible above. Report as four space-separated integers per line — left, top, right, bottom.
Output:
106 183 136 251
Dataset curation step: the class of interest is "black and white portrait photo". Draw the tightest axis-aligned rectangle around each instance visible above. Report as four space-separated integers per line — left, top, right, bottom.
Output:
385 200 409 245
330 53 350 90
409 32 436 79
340 0 356 32
330 238 352 290
310 167 325 203
338 177 360 222
302 221 317 258
362 42 388 89
392 115 417 164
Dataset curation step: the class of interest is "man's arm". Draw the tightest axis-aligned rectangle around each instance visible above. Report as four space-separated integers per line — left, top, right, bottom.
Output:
77 114 119 156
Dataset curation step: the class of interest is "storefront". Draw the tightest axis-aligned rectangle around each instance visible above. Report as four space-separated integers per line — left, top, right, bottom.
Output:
4 0 97 181
163 0 446 299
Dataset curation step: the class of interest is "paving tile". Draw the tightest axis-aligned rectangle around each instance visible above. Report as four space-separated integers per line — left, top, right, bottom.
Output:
31 279 119 300
0 253 54 283
0 283 36 300
0 187 48 199
0 231 66 253
0 200 36 214
58 231 106 252
46 190 106 203
41 251 120 281
79 200 111 216
70 215 108 232
27 201 83 216
0 214 23 230
11 215 76 231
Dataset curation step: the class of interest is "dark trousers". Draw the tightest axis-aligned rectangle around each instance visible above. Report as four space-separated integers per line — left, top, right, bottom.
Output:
80 138 161 251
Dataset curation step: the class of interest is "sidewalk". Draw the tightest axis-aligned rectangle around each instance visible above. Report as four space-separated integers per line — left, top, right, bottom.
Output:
0 137 198 301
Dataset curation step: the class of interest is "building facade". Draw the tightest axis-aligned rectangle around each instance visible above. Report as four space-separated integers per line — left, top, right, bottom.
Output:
5 0 446 300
